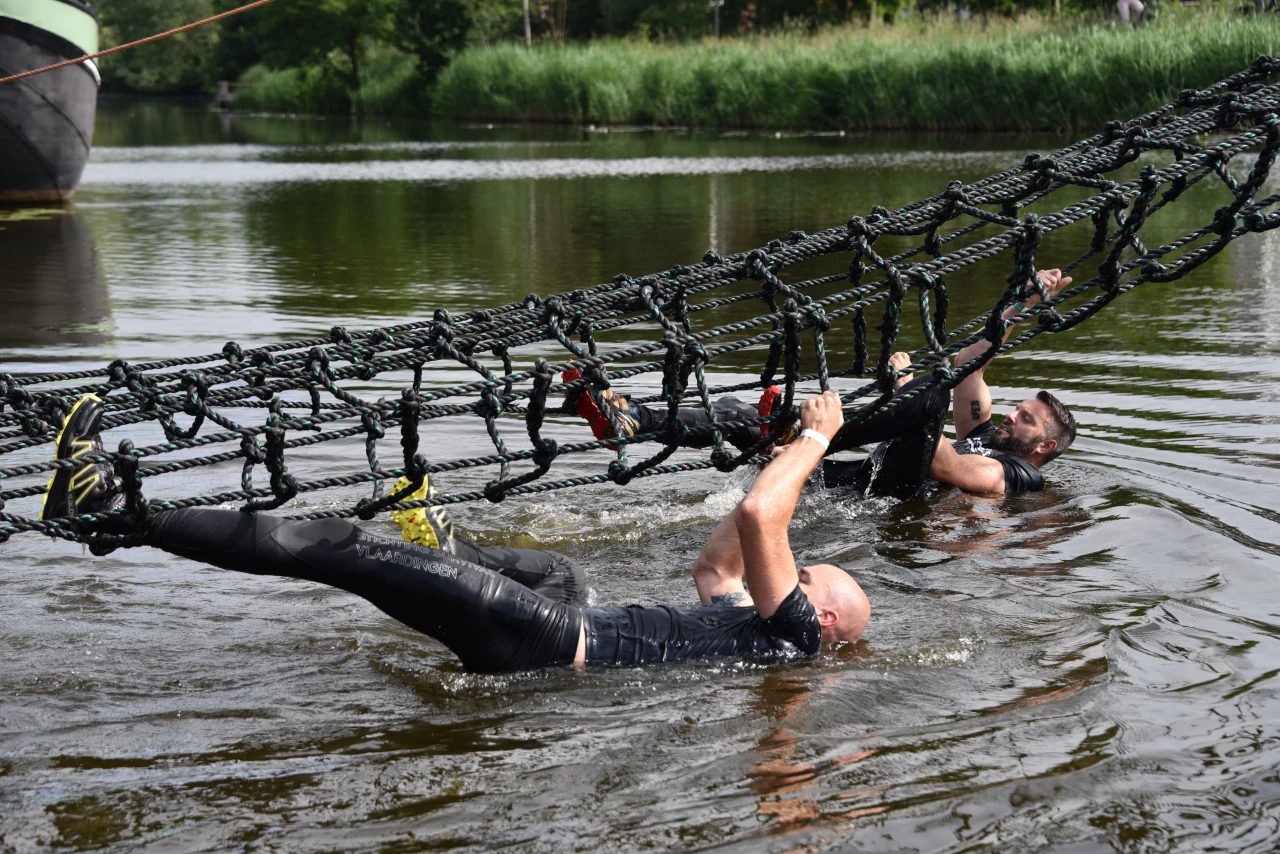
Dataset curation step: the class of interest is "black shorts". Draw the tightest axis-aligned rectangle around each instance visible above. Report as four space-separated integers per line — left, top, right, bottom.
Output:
822 375 950 501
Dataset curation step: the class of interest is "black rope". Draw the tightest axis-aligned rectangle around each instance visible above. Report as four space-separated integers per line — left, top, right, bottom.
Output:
5 57 1280 547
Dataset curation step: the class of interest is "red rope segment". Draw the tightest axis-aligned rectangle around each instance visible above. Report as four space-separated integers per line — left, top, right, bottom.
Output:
0 0 280 86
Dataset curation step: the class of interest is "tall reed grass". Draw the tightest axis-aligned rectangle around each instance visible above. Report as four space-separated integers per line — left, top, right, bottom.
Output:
433 11 1280 131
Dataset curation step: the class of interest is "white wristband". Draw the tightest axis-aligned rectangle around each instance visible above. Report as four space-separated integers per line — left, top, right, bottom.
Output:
799 429 830 451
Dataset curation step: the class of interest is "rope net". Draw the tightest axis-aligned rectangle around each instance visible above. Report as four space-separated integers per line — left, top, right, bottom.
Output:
6 56 1280 550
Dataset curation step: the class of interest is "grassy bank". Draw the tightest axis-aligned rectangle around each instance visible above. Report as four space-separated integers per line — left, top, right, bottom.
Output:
432 11 1280 131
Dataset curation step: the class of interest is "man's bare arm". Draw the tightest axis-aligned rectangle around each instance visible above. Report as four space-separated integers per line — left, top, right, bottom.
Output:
692 513 753 607
951 269 1072 442
928 435 1006 494
734 391 844 619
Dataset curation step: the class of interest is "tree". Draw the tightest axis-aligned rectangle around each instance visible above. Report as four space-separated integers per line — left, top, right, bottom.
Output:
392 0 471 80
254 0 397 99
94 0 219 93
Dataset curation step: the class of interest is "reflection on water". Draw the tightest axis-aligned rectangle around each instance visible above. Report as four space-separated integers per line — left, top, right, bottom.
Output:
3 98 1280 852
0 208 108 350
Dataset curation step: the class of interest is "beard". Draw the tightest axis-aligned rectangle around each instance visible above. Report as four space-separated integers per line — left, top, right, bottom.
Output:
986 424 1042 457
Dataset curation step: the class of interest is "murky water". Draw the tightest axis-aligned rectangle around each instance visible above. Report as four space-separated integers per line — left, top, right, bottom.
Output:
3 98 1280 852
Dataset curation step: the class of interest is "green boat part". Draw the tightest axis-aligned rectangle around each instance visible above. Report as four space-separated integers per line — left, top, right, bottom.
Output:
0 0 97 56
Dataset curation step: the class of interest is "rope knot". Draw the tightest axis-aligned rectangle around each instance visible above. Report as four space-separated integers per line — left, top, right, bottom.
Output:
113 438 148 525
240 434 264 463
710 446 737 472
306 346 330 377
608 459 633 486
180 372 209 416
361 409 386 440
702 249 723 265
846 216 878 245
478 385 503 419
745 248 771 280
405 452 428 483
807 304 831 332
943 180 969 203
108 359 131 384
924 229 943 257
532 439 558 467
1212 205 1237 236
1038 307 1065 328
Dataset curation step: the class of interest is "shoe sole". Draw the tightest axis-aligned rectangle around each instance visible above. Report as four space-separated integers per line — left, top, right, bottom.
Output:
758 386 781 440
389 473 455 552
41 394 105 521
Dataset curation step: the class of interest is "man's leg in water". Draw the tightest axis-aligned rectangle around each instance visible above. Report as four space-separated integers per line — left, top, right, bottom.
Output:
142 508 582 673
631 396 762 451
821 375 950 500
452 539 587 606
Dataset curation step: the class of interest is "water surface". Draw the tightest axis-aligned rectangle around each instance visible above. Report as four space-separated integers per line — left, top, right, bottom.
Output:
2 100 1280 853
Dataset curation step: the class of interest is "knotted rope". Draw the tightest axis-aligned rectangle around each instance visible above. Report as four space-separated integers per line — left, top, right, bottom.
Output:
6 57 1280 548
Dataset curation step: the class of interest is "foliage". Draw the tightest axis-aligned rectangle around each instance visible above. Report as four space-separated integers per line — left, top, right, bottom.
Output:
433 10 1280 130
93 0 219 93
392 0 471 80
251 0 398 95
232 48 421 115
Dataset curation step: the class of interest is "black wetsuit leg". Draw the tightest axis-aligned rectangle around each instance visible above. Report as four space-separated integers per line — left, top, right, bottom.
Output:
632 396 760 451
143 508 582 673
822 375 951 500
451 539 587 605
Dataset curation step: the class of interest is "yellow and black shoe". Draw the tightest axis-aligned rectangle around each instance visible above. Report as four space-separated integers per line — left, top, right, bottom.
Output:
389 473 457 554
40 394 120 521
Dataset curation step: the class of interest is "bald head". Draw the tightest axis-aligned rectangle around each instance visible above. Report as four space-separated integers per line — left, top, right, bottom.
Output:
799 564 871 645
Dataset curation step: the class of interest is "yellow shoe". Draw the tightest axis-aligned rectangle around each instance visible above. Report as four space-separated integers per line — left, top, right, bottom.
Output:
389 474 456 553
41 394 120 521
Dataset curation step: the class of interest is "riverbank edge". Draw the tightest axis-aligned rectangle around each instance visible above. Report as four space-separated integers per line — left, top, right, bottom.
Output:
431 18 1280 132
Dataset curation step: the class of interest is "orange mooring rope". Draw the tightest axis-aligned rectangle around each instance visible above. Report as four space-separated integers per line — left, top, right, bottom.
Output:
0 0 280 86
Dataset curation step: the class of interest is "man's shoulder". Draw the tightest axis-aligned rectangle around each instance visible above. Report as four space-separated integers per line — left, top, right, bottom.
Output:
1000 455 1045 494
953 420 997 455
950 421 1045 494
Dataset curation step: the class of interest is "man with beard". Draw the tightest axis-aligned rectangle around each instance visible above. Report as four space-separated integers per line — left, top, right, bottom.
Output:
812 267 1077 498
567 270 1077 500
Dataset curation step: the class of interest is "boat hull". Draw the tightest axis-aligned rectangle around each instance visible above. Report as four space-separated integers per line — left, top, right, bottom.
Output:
0 18 99 201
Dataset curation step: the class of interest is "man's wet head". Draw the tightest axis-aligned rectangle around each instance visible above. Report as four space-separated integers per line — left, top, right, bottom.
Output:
798 563 870 644
990 390 1076 463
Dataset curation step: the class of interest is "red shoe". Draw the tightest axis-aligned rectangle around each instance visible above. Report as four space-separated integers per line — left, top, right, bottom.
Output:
757 385 798 449
562 369 638 441
758 385 781 441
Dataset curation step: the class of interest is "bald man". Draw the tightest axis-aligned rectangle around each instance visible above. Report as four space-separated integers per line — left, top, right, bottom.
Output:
42 392 869 673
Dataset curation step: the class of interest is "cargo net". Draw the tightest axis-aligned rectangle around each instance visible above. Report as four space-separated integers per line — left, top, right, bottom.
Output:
6 56 1280 551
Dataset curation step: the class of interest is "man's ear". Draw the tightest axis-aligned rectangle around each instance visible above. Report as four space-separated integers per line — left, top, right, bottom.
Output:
1036 437 1058 456
816 607 839 628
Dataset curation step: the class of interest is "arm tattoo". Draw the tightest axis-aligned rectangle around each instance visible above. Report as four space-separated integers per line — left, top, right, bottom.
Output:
970 400 982 423
710 591 748 607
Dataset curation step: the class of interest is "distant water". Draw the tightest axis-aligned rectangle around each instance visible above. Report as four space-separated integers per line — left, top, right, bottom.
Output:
2 98 1280 853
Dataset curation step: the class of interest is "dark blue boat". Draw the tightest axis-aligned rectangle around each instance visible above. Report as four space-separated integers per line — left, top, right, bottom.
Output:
0 0 99 201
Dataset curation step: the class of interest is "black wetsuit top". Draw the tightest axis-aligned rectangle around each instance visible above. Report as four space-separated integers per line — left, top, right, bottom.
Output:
952 420 1044 494
582 585 823 666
